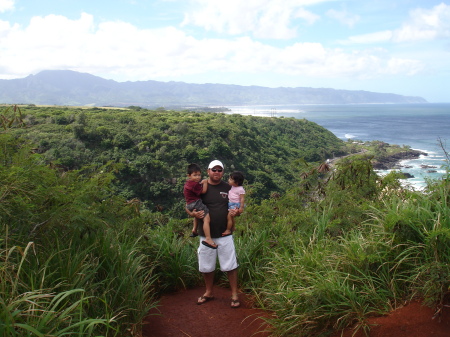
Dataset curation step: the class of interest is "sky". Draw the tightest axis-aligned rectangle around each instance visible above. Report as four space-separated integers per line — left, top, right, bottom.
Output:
0 0 449 102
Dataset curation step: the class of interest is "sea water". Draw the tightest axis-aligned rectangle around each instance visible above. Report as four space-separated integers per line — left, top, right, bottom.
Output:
223 103 450 191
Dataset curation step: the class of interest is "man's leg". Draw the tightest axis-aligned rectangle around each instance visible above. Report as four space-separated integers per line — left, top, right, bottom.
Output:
215 235 240 307
227 268 240 307
227 268 238 297
197 240 216 304
197 271 215 304
203 271 215 297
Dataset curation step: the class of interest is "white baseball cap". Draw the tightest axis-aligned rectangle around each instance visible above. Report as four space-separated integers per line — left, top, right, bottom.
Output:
208 160 224 169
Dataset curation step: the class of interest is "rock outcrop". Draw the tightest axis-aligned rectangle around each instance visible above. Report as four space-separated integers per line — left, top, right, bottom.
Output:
372 150 426 170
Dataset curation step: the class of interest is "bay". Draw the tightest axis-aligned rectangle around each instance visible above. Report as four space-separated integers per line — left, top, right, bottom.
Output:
223 103 450 190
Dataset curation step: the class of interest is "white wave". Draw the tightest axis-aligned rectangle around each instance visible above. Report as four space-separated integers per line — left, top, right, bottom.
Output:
226 108 270 116
274 109 305 113
398 159 418 165
412 148 438 156
226 106 304 116
412 148 433 152
401 180 426 191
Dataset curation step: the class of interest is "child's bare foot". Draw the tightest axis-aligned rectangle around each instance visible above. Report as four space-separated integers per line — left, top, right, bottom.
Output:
222 229 232 236
204 237 217 248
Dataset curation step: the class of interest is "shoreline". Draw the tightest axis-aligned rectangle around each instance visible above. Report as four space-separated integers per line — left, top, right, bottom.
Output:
372 149 446 191
371 149 427 170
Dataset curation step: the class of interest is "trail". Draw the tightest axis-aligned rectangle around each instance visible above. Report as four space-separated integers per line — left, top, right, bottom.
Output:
142 286 272 337
332 300 450 337
143 287 450 337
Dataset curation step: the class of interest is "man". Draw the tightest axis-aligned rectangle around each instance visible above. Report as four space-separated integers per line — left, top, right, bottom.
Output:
186 159 242 308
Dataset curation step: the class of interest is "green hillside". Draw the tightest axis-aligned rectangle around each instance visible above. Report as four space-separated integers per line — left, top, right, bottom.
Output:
7 105 346 214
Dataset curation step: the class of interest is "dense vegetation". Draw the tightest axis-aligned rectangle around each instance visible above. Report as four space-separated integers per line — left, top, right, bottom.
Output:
2 105 449 336
5 105 345 215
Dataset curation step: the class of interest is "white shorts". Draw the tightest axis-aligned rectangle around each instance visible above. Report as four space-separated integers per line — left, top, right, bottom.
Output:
197 235 239 273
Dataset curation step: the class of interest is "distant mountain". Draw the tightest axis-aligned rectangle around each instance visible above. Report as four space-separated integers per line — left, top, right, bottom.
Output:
0 70 428 107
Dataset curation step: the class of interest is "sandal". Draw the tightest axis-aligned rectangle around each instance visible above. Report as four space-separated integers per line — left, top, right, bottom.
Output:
197 295 214 305
230 298 240 308
201 241 218 249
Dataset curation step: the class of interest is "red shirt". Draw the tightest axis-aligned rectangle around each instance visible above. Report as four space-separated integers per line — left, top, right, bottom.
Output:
183 180 203 204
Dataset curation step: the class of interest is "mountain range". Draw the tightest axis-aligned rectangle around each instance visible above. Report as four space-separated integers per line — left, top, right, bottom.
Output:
0 70 427 107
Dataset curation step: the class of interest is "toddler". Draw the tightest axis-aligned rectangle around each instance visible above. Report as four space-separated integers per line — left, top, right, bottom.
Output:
223 171 245 236
183 163 216 248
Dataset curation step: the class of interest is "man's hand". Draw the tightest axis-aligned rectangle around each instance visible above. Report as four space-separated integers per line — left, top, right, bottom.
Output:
193 209 205 219
186 208 205 219
229 208 241 217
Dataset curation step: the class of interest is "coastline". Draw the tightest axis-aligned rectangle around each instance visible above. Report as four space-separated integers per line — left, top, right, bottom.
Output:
371 149 447 191
371 149 427 170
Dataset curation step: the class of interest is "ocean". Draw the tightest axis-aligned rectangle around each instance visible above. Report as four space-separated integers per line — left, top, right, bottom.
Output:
223 103 450 191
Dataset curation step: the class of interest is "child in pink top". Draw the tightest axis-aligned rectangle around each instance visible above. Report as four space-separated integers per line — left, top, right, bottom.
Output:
222 171 245 236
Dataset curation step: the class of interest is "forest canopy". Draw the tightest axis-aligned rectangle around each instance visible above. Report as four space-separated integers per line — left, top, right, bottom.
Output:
5 105 346 214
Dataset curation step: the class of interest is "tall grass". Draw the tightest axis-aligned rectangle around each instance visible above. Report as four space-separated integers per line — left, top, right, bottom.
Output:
0 241 111 336
0 207 157 336
0 223 159 336
235 166 450 336
254 235 398 336
148 219 201 292
1 132 162 336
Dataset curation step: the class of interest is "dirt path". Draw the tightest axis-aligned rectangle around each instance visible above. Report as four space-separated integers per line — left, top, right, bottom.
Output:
143 287 450 337
333 300 450 337
143 286 273 337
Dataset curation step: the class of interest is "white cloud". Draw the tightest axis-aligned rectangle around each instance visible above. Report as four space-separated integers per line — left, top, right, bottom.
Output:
341 3 450 45
0 0 15 13
275 45 423 79
393 3 450 42
386 57 423 76
181 0 320 39
326 9 360 28
339 30 393 45
0 13 423 82
294 8 320 25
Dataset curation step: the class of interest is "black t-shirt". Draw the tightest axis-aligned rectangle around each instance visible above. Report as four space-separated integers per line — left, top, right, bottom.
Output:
198 181 231 238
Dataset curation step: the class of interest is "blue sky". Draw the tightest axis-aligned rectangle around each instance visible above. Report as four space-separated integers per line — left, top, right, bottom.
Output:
1 0 449 102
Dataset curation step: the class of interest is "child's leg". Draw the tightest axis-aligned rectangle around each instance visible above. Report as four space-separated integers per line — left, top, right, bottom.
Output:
202 214 217 247
190 217 198 237
223 212 234 236
230 203 240 232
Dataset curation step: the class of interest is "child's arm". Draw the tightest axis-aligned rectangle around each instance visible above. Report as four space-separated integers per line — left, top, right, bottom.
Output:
200 179 208 194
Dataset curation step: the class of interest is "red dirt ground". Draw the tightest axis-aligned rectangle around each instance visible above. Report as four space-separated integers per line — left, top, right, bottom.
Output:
333 300 450 337
143 286 272 337
143 286 450 337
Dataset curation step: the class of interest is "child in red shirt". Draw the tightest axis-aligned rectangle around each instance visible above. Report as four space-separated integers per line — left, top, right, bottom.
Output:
184 163 217 248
